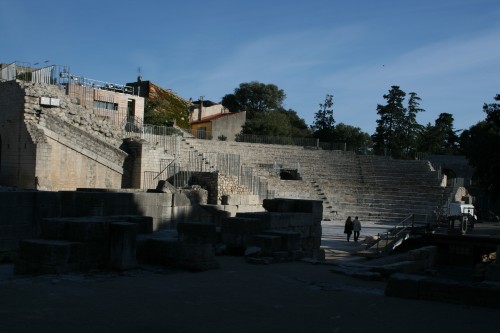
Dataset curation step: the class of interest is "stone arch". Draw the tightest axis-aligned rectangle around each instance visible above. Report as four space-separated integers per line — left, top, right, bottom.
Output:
442 167 457 180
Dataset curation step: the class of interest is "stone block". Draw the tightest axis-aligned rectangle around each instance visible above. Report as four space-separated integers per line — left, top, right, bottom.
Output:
236 205 265 213
137 232 180 266
79 240 111 270
65 218 111 242
252 235 282 253
172 192 193 207
221 217 266 234
385 273 423 299
15 239 82 274
40 218 68 240
119 215 153 234
0 192 36 226
177 222 217 243
109 222 137 270
264 230 301 251
263 198 323 221
222 194 261 206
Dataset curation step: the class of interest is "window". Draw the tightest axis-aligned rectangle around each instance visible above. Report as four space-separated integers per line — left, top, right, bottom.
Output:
196 127 207 139
93 100 118 110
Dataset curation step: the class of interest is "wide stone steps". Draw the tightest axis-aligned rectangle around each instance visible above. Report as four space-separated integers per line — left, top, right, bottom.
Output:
179 139 446 225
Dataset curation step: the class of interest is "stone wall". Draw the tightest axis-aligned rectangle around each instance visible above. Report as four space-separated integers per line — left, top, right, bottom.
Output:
171 171 251 204
0 80 138 190
0 188 211 261
220 198 324 260
0 81 37 188
123 138 176 190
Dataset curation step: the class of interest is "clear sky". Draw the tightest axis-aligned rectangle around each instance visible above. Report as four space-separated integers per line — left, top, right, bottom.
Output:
2 0 500 134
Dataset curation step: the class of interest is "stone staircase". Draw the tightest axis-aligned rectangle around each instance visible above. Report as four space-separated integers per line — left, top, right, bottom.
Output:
178 139 448 225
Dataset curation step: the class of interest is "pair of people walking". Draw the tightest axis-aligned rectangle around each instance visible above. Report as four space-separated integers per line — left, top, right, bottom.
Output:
344 216 361 242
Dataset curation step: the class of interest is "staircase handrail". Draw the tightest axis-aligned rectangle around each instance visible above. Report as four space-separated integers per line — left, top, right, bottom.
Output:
153 159 177 181
376 214 414 253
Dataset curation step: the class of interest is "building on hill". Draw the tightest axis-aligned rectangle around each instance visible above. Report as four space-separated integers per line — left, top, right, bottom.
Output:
127 77 190 128
189 99 246 141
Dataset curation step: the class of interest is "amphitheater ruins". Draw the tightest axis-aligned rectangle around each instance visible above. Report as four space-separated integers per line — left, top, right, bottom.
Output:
0 62 483 275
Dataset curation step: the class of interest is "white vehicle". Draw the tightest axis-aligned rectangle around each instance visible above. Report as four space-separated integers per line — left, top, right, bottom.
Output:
448 202 476 234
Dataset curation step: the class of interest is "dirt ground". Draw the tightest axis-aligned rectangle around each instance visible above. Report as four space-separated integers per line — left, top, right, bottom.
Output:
1 255 500 333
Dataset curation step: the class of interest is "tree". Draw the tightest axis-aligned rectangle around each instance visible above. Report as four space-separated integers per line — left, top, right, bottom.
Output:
434 113 460 154
311 94 335 142
483 94 500 127
221 81 286 119
372 86 406 157
333 123 372 154
282 109 312 138
241 111 292 137
403 92 425 155
222 81 310 137
461 94 500 199
416 123 442 153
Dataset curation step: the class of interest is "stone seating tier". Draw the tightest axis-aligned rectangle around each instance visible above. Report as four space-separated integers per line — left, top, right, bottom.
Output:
179 139 445 225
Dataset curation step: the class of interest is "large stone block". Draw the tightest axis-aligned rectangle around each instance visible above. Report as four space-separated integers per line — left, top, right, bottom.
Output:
65 218 111 242
137 231 180 266
40 218 69 240
0 192 36 226
252 235 282 254
15 239 82 274
263 198 323 221
264 230 301 251
109 222 137 270
221 217 266 234
172 192 193 207
177 222 217 243
222 194 260 205
106 215 154 234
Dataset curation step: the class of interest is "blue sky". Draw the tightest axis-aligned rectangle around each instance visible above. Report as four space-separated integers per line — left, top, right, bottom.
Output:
2 0 500 134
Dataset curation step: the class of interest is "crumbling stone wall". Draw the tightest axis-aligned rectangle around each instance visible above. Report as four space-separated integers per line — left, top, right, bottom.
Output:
174 171 250 204
0 188 211 261
0 80 134 190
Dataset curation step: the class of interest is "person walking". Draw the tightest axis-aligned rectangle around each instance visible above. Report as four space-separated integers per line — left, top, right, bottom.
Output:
344 216 353 242
352 216 362 242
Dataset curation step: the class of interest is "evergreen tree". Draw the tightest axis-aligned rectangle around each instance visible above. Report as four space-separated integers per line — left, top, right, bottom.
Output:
404 92 425 155
311 94 335 142
372 86 406 157
434 113 460 154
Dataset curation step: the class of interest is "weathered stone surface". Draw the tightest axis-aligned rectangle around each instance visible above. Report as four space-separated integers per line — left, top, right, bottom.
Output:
15 239 82 274
177 222 219 271
109 222 137 270
263 230 301 252
252 235 282 254
386 273 500 308
263 198 323 222
137 231 180 266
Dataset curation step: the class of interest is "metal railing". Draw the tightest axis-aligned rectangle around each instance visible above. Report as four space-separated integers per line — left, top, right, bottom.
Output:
375 214 415 254
235 133 318 147
1 62 70 85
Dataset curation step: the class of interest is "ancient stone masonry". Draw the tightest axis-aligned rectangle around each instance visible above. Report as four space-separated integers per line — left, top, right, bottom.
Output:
220 198 324 261
22 82 124 146
0 80 140 190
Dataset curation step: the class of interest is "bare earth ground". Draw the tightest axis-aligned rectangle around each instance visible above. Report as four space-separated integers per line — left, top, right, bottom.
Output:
1 220 500 333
